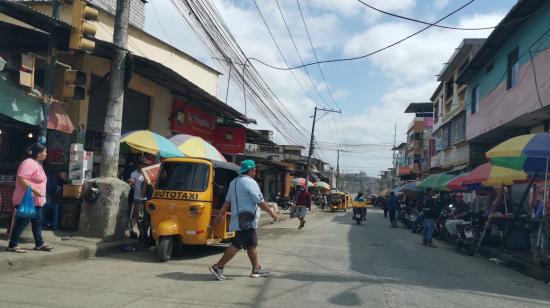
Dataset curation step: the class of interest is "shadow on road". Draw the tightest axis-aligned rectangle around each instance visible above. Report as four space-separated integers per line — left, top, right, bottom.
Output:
331 211 550 303
101 244 226 264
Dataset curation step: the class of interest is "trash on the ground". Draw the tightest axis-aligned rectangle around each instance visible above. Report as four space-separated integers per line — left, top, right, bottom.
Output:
489 258 503 264
61 236 71 241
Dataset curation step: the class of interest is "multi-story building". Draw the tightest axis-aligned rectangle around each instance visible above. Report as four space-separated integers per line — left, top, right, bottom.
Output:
457 0 550 166
404 103 433 179
430 39 485 173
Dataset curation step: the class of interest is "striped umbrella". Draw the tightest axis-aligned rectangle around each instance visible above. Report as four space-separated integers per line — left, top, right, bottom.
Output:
314 181 331 190
487 133 550 173
461 163 527 187
169 134 226 162
291 178 314 188
120 130 183 158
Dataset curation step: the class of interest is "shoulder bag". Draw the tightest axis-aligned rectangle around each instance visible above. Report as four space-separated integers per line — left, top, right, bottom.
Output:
235 177 257 230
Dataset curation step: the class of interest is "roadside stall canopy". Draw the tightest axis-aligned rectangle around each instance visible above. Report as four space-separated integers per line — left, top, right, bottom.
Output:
47 102 75 134
121 130 183 158
461 163 527 187
169 134 226 162
399 181 418 192
0 72 43 126
416 173 454 192
446 173 471 191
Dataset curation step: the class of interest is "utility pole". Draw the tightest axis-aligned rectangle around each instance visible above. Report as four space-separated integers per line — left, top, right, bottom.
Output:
305 107 341 193
336 149 340 191
40 0 62 144
392 123 397 188
100 0 131 177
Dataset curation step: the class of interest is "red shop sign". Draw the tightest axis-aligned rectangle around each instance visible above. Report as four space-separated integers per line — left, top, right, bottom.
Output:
215 126 246 155
170 98 217 142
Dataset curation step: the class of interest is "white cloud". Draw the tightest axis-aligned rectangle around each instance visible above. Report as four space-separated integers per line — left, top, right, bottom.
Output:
343 12 506 82
434 0 449 9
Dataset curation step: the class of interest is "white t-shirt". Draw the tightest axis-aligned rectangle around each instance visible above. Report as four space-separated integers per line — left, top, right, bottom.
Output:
131 170 146 201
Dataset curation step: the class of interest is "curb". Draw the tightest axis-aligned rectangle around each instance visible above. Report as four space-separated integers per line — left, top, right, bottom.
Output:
0 238 137 275
477 246 550 283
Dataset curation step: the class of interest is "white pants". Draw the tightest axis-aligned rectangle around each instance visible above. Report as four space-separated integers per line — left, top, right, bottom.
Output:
445 220 466 236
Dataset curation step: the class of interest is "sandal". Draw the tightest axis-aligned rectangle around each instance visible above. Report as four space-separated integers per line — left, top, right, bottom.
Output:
33 245 53 252
6 246 27 253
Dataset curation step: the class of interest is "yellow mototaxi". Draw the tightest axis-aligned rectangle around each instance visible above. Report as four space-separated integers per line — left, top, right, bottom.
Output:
147 157 239 262
328 191 347 212
344 194 352 208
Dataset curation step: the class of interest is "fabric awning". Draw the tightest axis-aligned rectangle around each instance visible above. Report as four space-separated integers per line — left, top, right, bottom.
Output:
0 72 43 126
47 102 75 134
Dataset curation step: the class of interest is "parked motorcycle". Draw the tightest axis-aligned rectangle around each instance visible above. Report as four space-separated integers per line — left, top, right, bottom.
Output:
411 211 423 233
434 205 452 241
274 195 292 210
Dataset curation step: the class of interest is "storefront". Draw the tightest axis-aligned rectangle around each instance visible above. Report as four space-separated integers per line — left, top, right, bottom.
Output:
170 98 247 160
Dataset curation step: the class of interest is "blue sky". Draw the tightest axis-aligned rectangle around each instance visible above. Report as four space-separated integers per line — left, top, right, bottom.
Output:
144 0 517 175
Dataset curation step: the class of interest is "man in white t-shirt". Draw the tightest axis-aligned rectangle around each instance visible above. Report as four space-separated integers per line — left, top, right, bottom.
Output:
128 157 150 239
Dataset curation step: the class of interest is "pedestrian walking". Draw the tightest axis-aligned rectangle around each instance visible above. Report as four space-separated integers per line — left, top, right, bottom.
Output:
294 185 311 230
422 188 437 247
381 196 388 218
7 143 53 253
388 192 399 227
209 160 278 281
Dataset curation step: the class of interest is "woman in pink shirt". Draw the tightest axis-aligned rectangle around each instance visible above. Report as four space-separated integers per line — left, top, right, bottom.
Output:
7 143 53 253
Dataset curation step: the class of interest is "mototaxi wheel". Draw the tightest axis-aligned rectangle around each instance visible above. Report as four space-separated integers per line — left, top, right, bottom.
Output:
158 236 174 262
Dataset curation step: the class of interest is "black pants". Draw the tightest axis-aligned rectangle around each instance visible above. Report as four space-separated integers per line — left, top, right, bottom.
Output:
389 209 397 226
383 207 388 218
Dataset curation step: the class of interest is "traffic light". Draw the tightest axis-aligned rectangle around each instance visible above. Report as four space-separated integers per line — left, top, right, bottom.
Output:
63 70 87 101
69 0 99 52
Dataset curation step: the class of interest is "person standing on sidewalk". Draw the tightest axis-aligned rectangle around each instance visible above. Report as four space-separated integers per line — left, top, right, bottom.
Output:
294 185 311 230
127 156 150 240
7 143 53 253
209 160 278 281
422 188 437 247
388 192 399 227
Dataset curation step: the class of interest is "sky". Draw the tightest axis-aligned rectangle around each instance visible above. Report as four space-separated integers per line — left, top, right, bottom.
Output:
143 0 517 177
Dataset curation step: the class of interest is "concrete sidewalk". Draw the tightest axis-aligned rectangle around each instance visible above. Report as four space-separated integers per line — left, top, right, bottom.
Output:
0 208 290 275
0 229 137 274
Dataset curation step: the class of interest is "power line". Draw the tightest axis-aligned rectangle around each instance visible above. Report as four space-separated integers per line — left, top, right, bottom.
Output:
247 0 476 70
355 0 530 31
296 0 346 144
150 0 174 45
172 0 312 147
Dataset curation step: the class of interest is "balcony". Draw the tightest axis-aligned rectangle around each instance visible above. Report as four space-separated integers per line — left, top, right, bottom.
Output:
411 163 421 174
407 140 423 155
408 119 425 133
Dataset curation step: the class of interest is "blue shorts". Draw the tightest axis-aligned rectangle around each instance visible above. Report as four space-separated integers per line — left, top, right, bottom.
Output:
296 206 307 219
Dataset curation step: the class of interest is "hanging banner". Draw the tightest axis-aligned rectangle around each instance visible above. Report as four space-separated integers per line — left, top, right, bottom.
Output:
215 126 246 154
170 98 217 142
428 138 436 157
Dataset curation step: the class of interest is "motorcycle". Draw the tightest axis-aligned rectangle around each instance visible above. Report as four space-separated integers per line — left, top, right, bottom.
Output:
352 207 366 225
453 221 482 256
274 195 292 210
434 205 452 241
411 211 424 233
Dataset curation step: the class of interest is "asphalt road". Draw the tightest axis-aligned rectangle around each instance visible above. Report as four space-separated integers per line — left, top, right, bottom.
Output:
0 209 549 308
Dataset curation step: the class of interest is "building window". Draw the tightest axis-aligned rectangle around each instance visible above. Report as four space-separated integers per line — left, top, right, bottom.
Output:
507 47 519 89
471 85 479 114
445 77 454 100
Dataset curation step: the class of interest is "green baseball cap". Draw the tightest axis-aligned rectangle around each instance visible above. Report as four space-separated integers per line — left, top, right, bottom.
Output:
240 159 256 174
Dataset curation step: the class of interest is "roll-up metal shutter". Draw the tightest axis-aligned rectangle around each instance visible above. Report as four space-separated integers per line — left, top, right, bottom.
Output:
87 75 150 133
